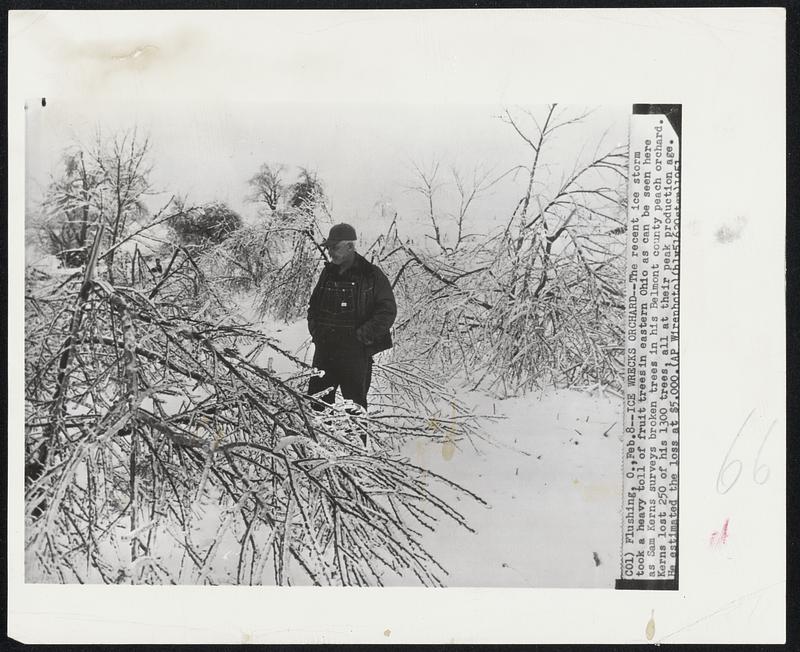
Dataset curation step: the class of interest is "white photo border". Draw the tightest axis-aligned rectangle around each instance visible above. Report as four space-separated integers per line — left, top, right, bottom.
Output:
7 8 786 644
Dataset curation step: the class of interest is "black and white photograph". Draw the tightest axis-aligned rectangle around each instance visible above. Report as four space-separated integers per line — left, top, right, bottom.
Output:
8 8 785 645
24 100 629 587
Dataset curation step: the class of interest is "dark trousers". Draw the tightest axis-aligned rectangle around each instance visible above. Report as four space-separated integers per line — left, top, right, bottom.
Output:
307 339 373 411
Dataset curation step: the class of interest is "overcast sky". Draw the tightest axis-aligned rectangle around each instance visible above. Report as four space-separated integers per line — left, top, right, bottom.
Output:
26 100 629 243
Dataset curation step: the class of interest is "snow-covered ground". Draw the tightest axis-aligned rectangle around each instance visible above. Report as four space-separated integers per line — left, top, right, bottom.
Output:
25 283 623 588
399 390 622 588
256 310 624 588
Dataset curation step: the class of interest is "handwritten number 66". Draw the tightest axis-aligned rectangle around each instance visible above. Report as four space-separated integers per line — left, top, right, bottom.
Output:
716 409 775 495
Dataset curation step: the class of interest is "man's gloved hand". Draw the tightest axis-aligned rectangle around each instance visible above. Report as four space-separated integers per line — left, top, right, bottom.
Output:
355 326 373 346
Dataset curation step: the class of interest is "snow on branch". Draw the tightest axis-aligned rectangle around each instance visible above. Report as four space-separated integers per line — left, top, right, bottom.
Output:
24 250 486 586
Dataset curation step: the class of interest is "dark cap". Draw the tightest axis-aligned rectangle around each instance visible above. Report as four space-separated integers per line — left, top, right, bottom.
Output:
321 223 357 246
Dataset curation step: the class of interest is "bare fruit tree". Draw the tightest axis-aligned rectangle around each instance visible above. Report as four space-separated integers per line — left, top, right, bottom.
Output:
35 129 153 271
377 104 628 395
26 141 488 585
248 163 287 212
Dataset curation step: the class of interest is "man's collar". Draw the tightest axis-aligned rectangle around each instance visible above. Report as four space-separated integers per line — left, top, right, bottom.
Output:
326 252 366 273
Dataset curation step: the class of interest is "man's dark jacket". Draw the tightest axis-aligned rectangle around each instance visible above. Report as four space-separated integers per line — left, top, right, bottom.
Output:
307 253 397 356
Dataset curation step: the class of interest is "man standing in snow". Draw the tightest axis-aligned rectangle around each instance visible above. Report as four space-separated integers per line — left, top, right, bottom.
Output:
307 223 397 414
